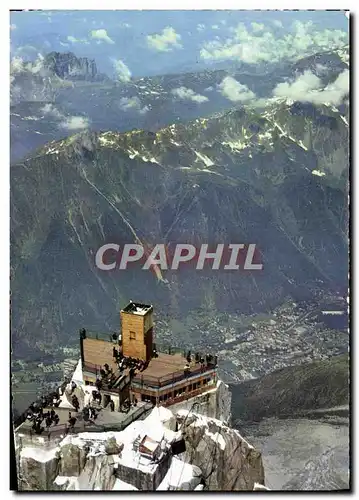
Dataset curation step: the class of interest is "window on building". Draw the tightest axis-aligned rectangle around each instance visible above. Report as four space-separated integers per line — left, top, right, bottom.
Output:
130 331 136 340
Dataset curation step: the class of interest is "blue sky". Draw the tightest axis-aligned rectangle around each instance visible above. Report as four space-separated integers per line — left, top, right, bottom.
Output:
10 10 349 78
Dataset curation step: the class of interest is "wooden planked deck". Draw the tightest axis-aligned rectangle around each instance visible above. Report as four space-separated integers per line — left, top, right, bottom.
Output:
141 352 194 379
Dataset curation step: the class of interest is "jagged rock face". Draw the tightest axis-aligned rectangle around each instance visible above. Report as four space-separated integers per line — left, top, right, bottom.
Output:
74 454 116 490
10 47 348 161
291 46 349 80
19 448 60 490
11 97 349 356
104 437 123 455
17 400 264 491
215 380 232 425
44 52 98 81
59 442 88 476
176 411 265 490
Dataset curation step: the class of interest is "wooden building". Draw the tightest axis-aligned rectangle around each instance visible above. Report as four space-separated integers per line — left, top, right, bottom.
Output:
121 302 154 361
79 301 218 411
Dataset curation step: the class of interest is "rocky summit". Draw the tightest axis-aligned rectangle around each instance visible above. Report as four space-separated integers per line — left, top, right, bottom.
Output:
43 52 104 82
11 96 348 359
16 392 265 491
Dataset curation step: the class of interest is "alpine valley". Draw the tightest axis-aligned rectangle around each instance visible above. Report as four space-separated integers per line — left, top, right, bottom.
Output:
11 44 350 490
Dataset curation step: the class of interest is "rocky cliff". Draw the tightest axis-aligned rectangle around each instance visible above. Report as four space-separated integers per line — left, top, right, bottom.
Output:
11 46 348 161
43 52 107 82
17 393 265 491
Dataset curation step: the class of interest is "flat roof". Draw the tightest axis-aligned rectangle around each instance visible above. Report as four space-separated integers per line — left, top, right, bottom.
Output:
135 352 194 381
82 337 119 373
121 302 153 316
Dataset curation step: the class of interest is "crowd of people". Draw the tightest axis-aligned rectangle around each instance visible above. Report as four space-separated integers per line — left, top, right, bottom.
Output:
21 344 219 437
94 348 148 391
26 404 61 435
183 351 218 376
113 347 149 374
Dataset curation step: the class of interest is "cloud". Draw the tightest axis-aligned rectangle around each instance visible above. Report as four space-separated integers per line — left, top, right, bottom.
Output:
10 55 55 103
10 53 47 77
10 24 17 30
273 69 349 105
118 97 149 114
274 71 322 98
112 59 131 82
218 76 255 102
67 35 89 44
90 29 114 44
212 25 220 30
10 56 25 75
171 86 208 103
41 103 64 119
60 116 90 130
29 54 47 75
14 45 38 56
41 104 90 129
200 21 348 64
272 20 283 28
147 27 182 52
251 22 265 33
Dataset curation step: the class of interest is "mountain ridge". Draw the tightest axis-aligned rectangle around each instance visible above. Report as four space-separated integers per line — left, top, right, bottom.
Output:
11 96 348 358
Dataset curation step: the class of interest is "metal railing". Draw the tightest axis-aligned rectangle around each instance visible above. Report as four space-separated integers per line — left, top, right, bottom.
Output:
83 362 123 392
16 403 154 440
163 384 215 407
132 364 217 389
155 344 186 356
83 331 118 342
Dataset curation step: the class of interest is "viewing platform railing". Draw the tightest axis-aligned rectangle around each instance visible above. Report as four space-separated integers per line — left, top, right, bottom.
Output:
82 362 123 392
15 402 154 441
132 364 217 389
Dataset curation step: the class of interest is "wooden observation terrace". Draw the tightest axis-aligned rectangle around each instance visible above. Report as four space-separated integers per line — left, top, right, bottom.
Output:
79 301 218 409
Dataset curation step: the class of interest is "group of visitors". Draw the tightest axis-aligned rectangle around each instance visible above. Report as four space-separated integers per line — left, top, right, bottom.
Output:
187 351 218 367
120 397 137 413
82 406 98 422
71 394 80 412
183 351 218 376
112 347 148 373
67 411 77 431
27 405 60 434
